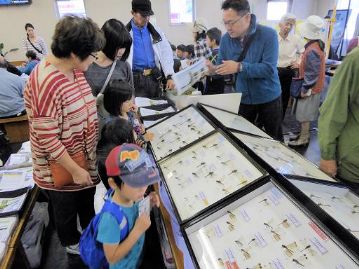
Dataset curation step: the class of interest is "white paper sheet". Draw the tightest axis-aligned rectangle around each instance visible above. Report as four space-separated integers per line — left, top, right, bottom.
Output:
140 107 175 117
7 153 31 166
0 168 34 191
143 117 168 129
135 97 168 107
172 58 208 95
167 93 242 114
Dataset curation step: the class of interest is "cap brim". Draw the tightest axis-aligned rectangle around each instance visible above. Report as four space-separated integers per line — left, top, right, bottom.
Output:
121 167 160 188
139 10 154 17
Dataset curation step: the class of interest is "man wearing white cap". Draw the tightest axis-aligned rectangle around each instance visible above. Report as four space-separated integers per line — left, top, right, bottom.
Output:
277 13 304 118
192 18 211 59
289 15 326 147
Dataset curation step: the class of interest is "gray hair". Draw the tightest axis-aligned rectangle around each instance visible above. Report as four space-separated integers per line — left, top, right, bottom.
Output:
280 13 296 24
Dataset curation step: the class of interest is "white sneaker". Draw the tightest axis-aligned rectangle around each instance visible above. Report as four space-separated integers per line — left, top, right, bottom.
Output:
66 243 80 255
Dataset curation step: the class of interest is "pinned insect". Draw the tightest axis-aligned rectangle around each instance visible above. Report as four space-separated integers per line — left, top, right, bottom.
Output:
222 188 230 194
227 210 236 220
292 259 304 267
300 245 311 252
197 162 206 168
208 143 218 148
263 222 273 230
226 221 235 231
259 198 270 206
309 194 321 199
241 249 251 260
234 240 243 247
221 160 231 165
205 172 214 177
248 238 256 245
282 242 297 257
228 170 238 175
216 180 224 185
318 203 331 207
218 258 225 267
331 196 341 201
192 172 199 177
352 210 359 214
271 230 281 241
279 219 290 228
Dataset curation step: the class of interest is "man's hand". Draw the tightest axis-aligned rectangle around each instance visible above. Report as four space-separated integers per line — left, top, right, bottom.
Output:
166 79 175 90
215 60 240 75
319 159 337 178
205 59 216 75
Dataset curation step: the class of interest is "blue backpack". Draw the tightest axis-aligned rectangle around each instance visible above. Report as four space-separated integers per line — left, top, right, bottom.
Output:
79 190 129 269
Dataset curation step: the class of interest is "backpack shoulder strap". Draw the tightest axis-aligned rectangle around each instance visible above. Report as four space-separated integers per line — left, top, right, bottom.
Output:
101 198 129 241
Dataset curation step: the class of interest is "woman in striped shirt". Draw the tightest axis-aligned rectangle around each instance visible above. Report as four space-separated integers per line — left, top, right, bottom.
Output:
24 16 105 255
23 23 48 60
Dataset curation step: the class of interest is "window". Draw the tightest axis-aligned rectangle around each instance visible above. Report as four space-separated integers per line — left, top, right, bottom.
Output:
169 0 194 24
337 0 359 39
56 0 86 18
267 0 288 21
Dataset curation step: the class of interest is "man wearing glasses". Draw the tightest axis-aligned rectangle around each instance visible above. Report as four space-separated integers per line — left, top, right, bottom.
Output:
207 0 283 141
126 0 175 98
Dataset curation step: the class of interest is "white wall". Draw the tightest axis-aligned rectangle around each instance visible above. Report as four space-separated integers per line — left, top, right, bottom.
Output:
0 0 333 61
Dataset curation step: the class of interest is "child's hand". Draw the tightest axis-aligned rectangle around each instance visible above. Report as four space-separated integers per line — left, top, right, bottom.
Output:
133 213 151 236
130 103 138 113
149 192 160 208
143 131 154 142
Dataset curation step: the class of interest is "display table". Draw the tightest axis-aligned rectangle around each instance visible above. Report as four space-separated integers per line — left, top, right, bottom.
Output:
0 186 39 269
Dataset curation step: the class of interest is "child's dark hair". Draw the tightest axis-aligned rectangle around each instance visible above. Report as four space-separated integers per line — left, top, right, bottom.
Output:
112 175 123 189
26 50 37 60
101 19 132 61
206 27 222 46
103 80 134 116
101 117 135 145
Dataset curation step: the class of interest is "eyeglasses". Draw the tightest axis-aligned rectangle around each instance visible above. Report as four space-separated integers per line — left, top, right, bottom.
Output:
90 53 98 60
222 13 249 27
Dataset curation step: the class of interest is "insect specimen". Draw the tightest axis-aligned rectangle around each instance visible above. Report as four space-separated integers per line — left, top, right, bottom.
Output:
216 180 224 185
192 172 199 177
264 222 273 230
318 203 331 207
292 259 304 267
222 188 230 194
218 258 225 267
331 196 341 201
208 143 218 148
235 240 243 247
352 210 359 214
309 194 321 199
228 170 238 175
279 219 290 228
221 160 231 165
196 162 206 168
300 245 311 252
205 172 214 177
271 230 281 241
227 210 236 220
259 199 270 206
241 249 251 260
248 238 256 245
226 221 235 231
282 242 297 257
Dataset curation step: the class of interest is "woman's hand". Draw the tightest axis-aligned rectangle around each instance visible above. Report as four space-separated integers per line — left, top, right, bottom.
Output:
72 167 93 186
143 131 154 142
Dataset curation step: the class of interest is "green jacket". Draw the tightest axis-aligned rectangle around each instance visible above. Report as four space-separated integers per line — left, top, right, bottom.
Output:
318 48 359 183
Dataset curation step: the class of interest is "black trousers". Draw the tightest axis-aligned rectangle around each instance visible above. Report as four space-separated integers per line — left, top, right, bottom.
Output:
47 187 96 246
278 67 296 119
239 96 283 141
133 72 162 98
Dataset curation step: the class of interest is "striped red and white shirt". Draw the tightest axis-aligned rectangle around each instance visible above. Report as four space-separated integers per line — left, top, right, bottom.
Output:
24 61 99 191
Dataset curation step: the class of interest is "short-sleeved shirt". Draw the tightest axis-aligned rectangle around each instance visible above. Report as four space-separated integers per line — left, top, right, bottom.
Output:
97 201 144 269
85 61 133 97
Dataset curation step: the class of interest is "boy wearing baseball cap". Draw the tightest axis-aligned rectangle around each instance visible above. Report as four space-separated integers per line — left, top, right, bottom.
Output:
97 143 160 268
